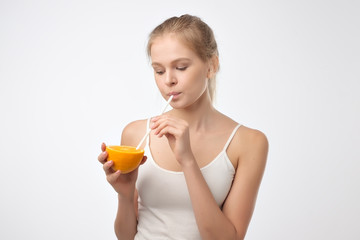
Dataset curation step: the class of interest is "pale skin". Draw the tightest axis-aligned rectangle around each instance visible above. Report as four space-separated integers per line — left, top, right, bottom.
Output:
98 33 268 240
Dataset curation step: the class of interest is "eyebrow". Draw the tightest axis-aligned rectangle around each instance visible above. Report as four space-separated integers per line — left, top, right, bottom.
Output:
151 58 192 67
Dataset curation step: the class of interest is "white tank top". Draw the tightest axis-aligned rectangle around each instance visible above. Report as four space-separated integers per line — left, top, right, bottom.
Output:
135 120 241 240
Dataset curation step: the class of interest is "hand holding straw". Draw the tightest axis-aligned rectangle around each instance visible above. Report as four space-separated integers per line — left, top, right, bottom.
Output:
136 95 173 149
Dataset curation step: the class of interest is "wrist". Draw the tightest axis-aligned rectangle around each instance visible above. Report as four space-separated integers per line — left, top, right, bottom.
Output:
180 154 198 170
117 192 135 204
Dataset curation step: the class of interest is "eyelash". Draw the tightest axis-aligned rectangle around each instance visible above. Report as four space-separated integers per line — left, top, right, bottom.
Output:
155 66 187 75
176 66 187 71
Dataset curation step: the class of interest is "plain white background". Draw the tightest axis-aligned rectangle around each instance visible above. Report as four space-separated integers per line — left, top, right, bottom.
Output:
1 0 359 239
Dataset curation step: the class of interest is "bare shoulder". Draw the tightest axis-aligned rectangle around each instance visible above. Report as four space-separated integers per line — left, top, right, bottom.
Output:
228 125 268 167
236 125 269 170
121 119 148 147
238 126 268 152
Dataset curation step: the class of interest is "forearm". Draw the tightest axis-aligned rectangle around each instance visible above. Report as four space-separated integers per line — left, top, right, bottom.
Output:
182 160 240 240
114 194 137 240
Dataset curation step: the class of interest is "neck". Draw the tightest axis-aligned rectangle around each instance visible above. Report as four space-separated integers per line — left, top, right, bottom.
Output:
169 91 218 132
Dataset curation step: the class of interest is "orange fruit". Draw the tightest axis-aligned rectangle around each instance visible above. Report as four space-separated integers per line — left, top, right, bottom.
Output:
106 145 145 173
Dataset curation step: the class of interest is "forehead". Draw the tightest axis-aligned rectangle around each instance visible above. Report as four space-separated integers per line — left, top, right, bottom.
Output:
150 33 199 64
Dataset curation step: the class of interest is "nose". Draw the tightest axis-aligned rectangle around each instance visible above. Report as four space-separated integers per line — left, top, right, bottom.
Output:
165 70 177 86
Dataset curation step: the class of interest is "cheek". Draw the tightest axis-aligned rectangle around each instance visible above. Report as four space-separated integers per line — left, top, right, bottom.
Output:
181 72 208 97
155 80 164 94
154 76 169 98
192 69 209 88
154 73 163 85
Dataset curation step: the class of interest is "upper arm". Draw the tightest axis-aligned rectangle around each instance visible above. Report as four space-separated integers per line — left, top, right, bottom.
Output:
222 128 269 239
120 119 148 219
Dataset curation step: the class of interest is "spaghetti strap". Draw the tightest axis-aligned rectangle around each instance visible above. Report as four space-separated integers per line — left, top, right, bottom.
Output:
223 124 241 151
146 118 151 146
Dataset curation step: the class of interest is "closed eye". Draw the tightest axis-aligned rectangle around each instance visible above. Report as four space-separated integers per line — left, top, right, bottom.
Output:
176 66 187 71
153 68 165 75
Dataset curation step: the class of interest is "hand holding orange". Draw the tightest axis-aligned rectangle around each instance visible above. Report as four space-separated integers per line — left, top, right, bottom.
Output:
103 96 172 174
106 146 145 174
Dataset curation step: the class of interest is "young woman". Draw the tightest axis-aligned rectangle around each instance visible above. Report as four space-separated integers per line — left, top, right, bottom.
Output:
98 14 268 240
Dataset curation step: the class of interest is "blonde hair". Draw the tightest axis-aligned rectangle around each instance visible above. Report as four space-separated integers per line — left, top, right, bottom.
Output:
147 14 219 102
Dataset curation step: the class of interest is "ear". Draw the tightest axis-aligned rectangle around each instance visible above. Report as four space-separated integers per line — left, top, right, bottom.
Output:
207 55 219 79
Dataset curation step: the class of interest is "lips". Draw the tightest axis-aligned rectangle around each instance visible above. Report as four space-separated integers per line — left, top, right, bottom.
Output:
168 92 181 98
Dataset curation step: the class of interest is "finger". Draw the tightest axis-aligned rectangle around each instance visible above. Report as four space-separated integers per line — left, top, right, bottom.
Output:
98 151 108 164
155 115 184 127
107 170 121 184
150 115 173 127
101 142 106 152
153 116 181 132
150 116 164 130
157 125 180 138
140 156 147 165
152 117 177 135
103 160 115 175
150 116 159 123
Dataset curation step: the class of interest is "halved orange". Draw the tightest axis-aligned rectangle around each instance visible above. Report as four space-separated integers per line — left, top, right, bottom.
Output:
106 145 145 173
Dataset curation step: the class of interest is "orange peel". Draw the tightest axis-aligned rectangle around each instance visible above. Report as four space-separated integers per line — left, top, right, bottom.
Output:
106 145 145 173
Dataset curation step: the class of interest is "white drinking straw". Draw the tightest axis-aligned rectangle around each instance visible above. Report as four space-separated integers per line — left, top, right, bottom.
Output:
136 95 173 150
